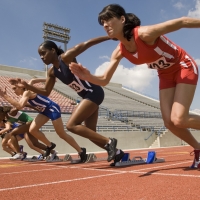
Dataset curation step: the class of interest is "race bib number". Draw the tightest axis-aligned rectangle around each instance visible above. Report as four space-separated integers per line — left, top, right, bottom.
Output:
147 57 174 70
68 81 83 93
35 106 45 112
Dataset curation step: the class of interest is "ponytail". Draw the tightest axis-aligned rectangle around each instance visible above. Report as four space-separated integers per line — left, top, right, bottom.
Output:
39 40 64 56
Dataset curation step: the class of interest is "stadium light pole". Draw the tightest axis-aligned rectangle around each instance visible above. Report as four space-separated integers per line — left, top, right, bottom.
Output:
43 22 70 77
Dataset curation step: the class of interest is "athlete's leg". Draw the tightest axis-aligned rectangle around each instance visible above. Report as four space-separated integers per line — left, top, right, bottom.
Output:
52 117 82 153
23 133 44 155
25 132 55 154
9 123 31 153
7 136 22 153
84 107 106 149
66 99 110 145
2 134 15 156
160 84 200 149
29 114 52 147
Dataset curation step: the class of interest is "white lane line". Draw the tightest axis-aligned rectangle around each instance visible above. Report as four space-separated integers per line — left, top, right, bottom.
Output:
131 161 192 172
70 166 122 173
0 167 63 175
129 171 200 178
0 172 124 192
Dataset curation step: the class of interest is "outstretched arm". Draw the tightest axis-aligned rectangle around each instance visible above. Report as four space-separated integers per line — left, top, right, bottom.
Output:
17 68 55 96
69 45 123 86
0 122 12 135
139 16 200 44
28 78 46 85
0 88 31 110
25 102 40 112
61 36 110 64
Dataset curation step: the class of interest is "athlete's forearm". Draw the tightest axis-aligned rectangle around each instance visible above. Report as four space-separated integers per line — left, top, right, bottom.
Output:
181 17 200 28
29 78 46 85
65 36 110 58
78 36 110 50
0 129 10 135
2 95 22 110
25 84 50 96
87 74 109 86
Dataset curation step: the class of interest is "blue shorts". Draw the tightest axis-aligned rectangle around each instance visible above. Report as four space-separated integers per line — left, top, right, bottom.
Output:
83 85 104 105
41 102 61 121
18 133 24 139
12 123 25 139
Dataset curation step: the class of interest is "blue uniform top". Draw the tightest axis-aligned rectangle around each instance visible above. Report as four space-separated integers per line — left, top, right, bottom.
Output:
53 57 97 98
28 94 54 112
28 94 61 120
11 122 20 129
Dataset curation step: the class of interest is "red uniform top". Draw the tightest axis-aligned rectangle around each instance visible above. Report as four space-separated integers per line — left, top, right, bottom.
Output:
119 26 187 70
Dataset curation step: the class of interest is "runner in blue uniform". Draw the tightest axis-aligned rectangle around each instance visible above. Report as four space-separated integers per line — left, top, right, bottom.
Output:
0 106 57 159
0 120 24 156
16 36 124 162
0 79 87 161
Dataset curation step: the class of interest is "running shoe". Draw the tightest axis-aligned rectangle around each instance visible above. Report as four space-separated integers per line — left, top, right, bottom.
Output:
10 153 24 160
190 149 200 168
105 138 117 162
37 154 44 161
110 149 125 166
48 150 58 161
43 142 56 157
79 148 87 162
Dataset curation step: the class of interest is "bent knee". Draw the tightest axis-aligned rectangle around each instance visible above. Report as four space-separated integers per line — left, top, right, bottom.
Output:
163 118 174 129
171 117 187 128
66 123 76 132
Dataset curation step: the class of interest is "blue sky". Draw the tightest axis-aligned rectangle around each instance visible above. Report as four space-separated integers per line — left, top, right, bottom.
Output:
0 0 200 110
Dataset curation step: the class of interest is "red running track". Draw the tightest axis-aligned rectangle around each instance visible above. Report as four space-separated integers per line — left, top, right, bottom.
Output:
0 146 199 200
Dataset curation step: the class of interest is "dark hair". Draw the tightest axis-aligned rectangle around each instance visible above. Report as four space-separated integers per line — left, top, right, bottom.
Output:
0 106 11 114
98 4 141 41
39 40 64 56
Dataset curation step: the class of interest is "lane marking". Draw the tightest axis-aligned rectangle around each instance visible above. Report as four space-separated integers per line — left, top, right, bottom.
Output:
131 161 192 172
0 172 124 192
130 171 200 178
0 167 64 175
0 163 24 168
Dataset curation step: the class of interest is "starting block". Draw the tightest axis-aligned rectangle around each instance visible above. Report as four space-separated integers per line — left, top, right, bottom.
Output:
46 155 63 163
70 153 97 164
115 151 165 167
46 153 100 164
23 156 44 162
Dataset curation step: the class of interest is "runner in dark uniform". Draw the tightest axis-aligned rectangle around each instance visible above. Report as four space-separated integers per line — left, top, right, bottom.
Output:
17 36 123 162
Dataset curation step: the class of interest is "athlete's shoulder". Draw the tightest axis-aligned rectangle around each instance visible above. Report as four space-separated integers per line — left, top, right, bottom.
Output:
48 66 56 77
112 44 123 60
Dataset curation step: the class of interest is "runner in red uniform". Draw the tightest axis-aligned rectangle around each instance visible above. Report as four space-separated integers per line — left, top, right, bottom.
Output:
69 4 200 168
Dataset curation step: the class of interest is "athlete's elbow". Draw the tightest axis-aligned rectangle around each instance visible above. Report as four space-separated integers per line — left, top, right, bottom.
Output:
15 105 23 110
180 16 193 28
101 77 110 86
41 90 50 97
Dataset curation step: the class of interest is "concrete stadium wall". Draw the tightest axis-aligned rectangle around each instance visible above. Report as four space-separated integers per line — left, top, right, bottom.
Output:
0 131 156 157
160 130 200 147
0 64 45 77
